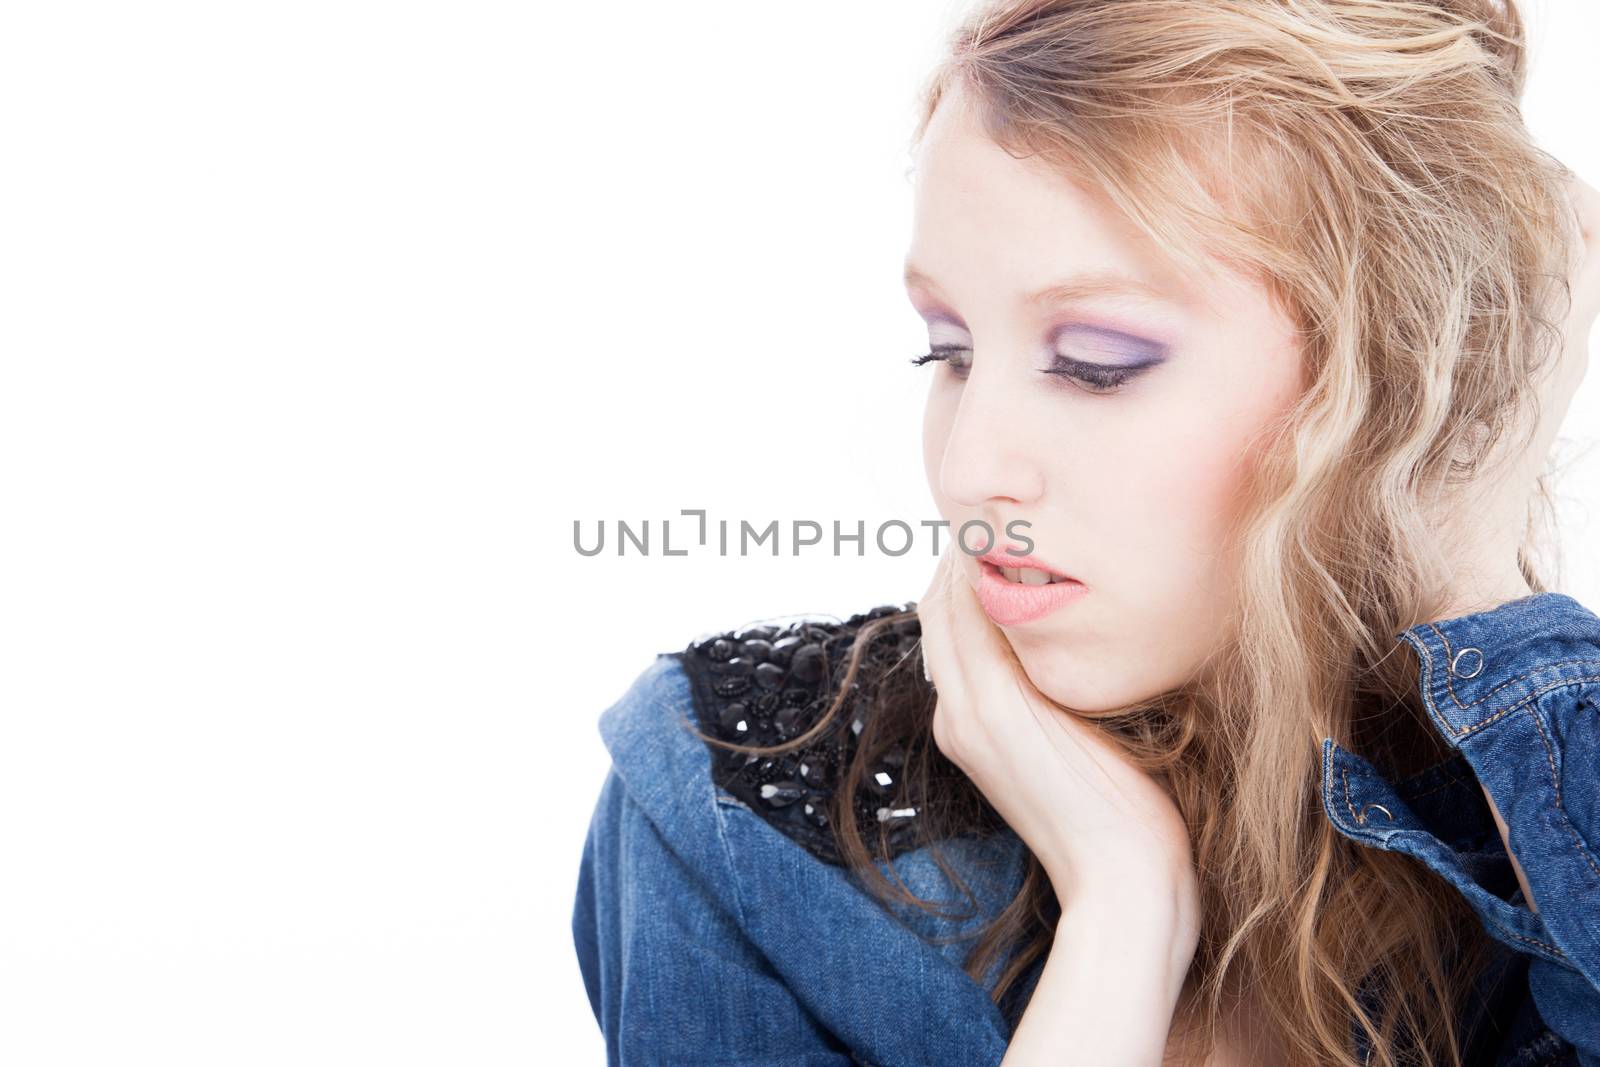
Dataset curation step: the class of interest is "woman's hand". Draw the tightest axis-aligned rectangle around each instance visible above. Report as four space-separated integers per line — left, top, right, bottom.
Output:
916 545 1201 950
1430 173 1599 620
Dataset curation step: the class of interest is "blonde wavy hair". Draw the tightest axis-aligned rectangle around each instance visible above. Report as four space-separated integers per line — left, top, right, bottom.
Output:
688 1 1583 1063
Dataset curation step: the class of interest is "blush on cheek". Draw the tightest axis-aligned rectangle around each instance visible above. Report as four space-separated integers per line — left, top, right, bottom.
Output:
1103 436 1246 644
1122 435 1241 563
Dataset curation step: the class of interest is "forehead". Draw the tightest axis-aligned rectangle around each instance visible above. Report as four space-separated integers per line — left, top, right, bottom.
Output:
906 88 1202 311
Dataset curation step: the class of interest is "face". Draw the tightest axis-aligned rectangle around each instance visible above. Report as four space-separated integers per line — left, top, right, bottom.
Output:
907 84 1305 713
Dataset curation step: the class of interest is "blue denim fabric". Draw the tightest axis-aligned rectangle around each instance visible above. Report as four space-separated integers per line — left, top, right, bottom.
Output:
571 651 1038 1066
1325 592 1600 1064
573 593 1600 1065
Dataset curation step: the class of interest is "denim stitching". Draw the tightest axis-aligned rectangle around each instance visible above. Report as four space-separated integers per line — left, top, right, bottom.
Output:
1432 656 1600 892
1425 619 1600 713
1330 745 1455 822
1378 831 1569 958
1408 630 1447 731
1430 624 1463 713
1454 673 1600 739
1340 765 1369 826
1483 921 1568 959
1326 742 1374 836
1448 656 1600 711
1410 639 1600 955
1521 698 1600 885
1332 747 1568 957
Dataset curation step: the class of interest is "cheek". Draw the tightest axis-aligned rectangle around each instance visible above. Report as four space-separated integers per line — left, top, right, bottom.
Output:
1093 413 1258 617
1080 423 1243 557
1124 387 1297 616
921 396 953 501
1152 439 1244 552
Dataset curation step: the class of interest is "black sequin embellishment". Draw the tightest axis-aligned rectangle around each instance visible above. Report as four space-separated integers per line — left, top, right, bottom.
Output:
674 602 927 867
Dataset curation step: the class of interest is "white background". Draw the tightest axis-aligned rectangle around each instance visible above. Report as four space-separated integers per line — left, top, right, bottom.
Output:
2 2 1596 1064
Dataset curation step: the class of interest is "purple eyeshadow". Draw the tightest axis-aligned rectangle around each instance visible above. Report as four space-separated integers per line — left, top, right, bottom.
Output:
1052 323 1168 366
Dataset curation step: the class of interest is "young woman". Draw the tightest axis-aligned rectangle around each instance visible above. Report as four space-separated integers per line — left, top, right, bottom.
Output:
573 1 1600 1064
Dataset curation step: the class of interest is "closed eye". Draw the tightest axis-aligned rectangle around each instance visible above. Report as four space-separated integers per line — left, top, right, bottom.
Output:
908 345 971 378
910 346 1151 395
1042 354 1151 395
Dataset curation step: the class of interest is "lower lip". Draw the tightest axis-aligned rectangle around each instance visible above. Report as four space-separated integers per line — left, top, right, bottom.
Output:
975 562 1087 626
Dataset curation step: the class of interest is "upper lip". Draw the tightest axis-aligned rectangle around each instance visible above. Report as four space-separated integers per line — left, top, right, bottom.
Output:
976 547 1080 582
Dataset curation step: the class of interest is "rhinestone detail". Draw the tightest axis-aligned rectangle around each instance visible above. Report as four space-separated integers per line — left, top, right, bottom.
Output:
674 603 925 866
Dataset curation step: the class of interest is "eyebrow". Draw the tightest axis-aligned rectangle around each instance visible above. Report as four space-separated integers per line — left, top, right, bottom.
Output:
902 264 1182 307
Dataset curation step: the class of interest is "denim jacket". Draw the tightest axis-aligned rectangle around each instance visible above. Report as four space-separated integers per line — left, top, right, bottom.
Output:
571 593 1600 1065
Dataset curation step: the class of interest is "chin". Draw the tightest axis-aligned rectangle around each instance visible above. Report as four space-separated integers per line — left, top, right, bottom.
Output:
1011 647 1134 716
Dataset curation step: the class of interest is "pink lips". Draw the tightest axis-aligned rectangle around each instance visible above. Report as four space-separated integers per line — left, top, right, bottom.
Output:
974 558 1087 626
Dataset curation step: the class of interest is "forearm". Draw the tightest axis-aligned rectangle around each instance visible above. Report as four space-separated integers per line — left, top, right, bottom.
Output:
1000 895 1190 1066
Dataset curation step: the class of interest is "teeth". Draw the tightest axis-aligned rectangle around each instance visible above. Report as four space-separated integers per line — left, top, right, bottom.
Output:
999 566 1072 585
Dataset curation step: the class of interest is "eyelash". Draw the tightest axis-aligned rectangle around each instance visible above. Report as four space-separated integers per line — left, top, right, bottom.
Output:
908 346 1144 395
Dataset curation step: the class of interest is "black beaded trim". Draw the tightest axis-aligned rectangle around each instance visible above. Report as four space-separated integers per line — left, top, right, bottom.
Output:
672 602 927 867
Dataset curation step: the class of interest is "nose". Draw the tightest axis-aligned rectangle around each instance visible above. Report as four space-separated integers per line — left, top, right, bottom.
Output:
935 367 1046 509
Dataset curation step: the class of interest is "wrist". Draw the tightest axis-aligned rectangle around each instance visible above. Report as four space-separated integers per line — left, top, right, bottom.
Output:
1048 856 1198 922
1001 902 1193 1065
1050 903 1192 1020
1053 873 1200 999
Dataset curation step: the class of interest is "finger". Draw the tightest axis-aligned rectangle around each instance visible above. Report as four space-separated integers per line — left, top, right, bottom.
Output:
945 555 1022 681
916 547 962 697
933 547 1009 697
943 558 1056 742
945 553 1138 781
